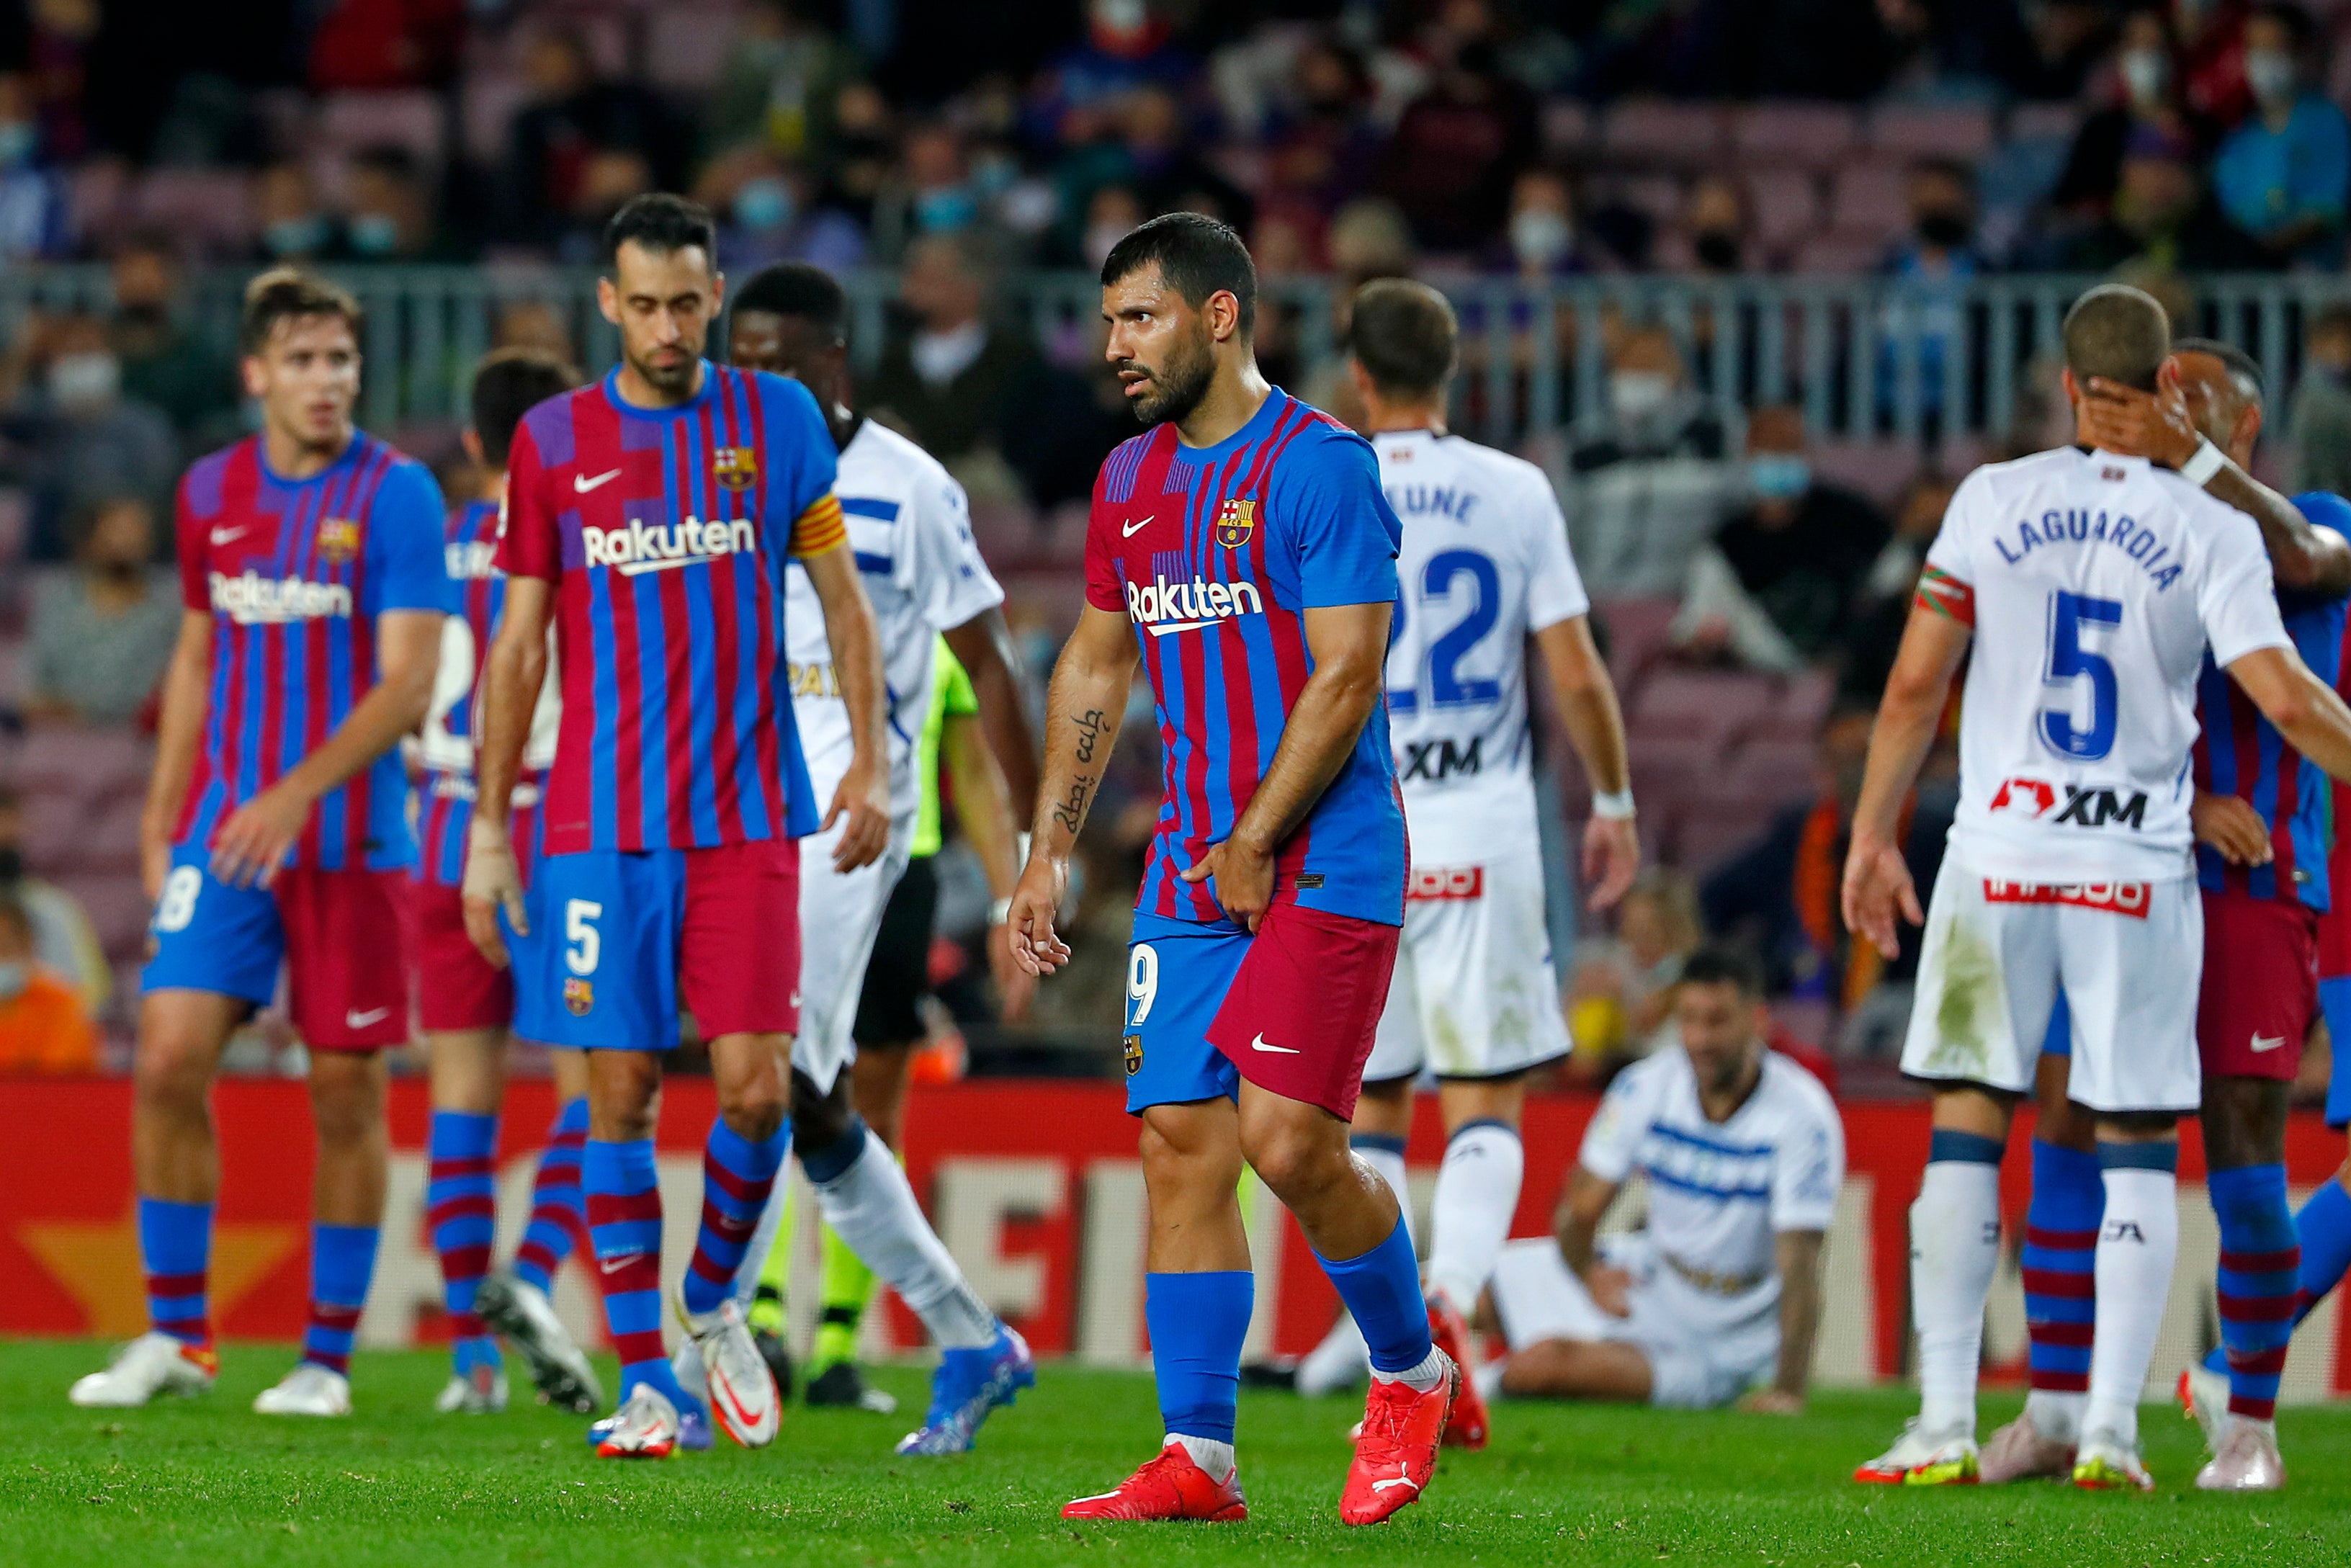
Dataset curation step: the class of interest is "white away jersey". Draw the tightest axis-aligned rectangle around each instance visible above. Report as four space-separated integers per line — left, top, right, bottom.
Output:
1580 1047 1844 1325
785 419 1003 820
1375 429 1590 863
1925 447 2290 882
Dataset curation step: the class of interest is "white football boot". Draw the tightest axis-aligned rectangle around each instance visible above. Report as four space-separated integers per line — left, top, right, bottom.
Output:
434 1362 509 1415
253 1362 353 1417
2195 1419 2286 1492
473 1270 601 1414
678 1290 780 1448
1853 1417 1978 1484
591 1381 684 1459
2072 1429 2155 1491
68 1332 217 1408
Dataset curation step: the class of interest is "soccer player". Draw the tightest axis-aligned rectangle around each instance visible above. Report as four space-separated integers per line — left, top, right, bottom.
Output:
69 270 448 1415
462 195 892 1460
707 261 1043 1452
1480 947 1840 1415
1973 341 2351 1491
1292 279 1642 1441
1845 284 2351 1491
1012 213 1456 1527
411 347 604 1417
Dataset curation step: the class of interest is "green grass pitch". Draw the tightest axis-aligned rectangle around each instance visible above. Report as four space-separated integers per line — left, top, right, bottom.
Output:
4 1342 2347 1566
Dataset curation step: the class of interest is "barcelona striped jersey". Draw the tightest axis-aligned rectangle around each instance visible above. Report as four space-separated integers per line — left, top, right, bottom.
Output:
171 431 449 872
1084 387 1407 928
413 498 557 887
2194 490 2351 911
497 363 846 855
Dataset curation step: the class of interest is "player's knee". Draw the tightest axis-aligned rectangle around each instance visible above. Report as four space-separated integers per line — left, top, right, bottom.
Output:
789 1070 852 1149
1238 1117 1342 1199
717 1075 787 1142
132 1039 212 1118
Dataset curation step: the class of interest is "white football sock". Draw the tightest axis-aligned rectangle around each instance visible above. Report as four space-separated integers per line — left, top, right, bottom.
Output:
1911 1158 2002 1436
733 1178 792 1311
812 1127 995 1349
1371 1343 1448 1393
2023 1387 2086 1444
1167 1432 1235 1482
1425 1121 1523 1314
2084 1165 2178 1450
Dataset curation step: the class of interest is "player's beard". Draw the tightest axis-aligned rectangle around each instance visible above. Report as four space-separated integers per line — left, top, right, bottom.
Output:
1126 323 1214 426
629 341 702 400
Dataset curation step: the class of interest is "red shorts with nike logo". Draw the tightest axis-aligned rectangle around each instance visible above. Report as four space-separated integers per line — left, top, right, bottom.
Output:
2198 887 2318 1080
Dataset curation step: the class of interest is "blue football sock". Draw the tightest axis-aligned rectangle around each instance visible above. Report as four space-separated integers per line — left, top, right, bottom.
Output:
683 1116 787 1317
2021 1140 2101 1399
426 1110 501 1377
2210 1163 2299 1421
514 1096 589 1296
1145 1271 1253 1443
584 1137 692 1412
2293 1176 2351 1326
138 1196 213 1348
303 1223 381 1376
1315 1216 1434 1376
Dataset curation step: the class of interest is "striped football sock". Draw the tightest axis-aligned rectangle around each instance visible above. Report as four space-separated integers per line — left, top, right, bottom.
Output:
683 1117 787 1317
583 1137 689 1409
512 1096 590 1296
2019 1139 2100 1441
2209 1162 2298 1422
303 1223 380 1376
138 1196 214 1352
426 1110 502 1378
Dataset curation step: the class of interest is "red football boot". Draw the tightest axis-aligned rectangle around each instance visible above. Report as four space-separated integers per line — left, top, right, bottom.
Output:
1340 1351 1458 1526
1062 1441 1248 1522
1426 1296 1488 1450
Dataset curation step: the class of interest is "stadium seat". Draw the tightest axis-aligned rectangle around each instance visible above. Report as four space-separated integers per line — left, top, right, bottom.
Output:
1589 596 1678 684
1629 666 1780 739
18 792 81 877
1747 169 1823 252
0 635 20 709
1788 232 1884 275
1867 103 1994 162
1599 99 1726 167
60 794 148 877
66 159 131 251
133 169 257 256
1667 803 1765 877
1728 102 1860 169
66 872 154 963
2005 102 2081 144
16 727 154 802
1541 99 1593 161
1809 442 1920 506
318 90 447 168
647 7 743 91
1775 668 1837 733
1712 735 1818 808
459 71 532 164
1826 161 1910 241
1593 173 1685 230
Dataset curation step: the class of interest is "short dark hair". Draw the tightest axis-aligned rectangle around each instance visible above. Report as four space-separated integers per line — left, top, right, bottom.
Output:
2172 335 2265 405
470 347 578 468
731 262 848 344
1909 155 1976 192
2254 1 2315 49
1100 211 1258 336
240 266 362 357
2063 282 2171 393
602 192 717 273
1348 278 1457 400
1679 944 1766 1000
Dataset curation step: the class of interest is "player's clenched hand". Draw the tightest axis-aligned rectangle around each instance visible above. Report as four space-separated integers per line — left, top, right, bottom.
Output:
2192 789 2272 866
1841 833 1922 961
823 756 892 872
209 783 310 889
1182 835 1273 933
2078 372 2199 470
1582 815 1641 912
461 821 524 969
988 918 1037 1021
1583 1263 1634 1318
1008 856 1071 976
1738 1389 1804 1415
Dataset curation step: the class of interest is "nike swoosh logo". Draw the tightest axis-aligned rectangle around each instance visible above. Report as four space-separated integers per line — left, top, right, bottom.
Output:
1250 1033 1300 1055
575 468 622 493
210 527 245 545
1122 515 1154 537
599 1257 630 1274
344 1007 392 1028
2251 1033 2287 1052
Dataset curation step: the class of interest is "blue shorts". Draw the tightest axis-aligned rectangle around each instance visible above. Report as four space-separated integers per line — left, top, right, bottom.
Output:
2323 977 2351 1128
143 841 412 1050
1124 912 1252 1114
511 839 800 1052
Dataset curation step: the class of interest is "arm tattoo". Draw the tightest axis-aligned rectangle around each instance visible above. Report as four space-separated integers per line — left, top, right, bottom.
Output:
1073 708 1106 765
1052 774 1096 834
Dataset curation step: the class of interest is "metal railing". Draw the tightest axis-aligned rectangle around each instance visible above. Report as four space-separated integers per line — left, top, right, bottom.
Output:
6 265 2347 450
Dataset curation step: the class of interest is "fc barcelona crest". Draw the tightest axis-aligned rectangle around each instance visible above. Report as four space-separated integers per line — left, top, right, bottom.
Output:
1214 498 1255 549
564 977 594 1016
1124 1034 1144 1075
713 447 759 491
317 518 360 563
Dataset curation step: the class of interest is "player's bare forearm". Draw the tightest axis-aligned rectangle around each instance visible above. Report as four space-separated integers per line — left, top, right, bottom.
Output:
1535 615 1630 795
270 610 444 808
944 712 1021 899
1029 607 1138 863
1225 601 1390 856
1771 1229 1825 1399
2217 482 2351 595
944 606 1041 815
1553 1166 1616 1277
1851 605 1969 847
474 578 552 830
2229 644 2351 784
140 611 215 891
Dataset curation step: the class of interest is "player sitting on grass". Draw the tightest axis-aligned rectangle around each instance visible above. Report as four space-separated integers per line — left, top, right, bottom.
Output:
1476 946 1840 1417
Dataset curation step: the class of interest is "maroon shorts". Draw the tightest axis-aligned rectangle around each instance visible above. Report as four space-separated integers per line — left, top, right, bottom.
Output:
2197 887 2318 1081
680 836 802 1041
409 879 513 1035
278 867 414 1052
1204 902 1401 1120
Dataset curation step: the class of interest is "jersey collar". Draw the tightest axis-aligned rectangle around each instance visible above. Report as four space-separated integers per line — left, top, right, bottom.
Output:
1172 384 1289 462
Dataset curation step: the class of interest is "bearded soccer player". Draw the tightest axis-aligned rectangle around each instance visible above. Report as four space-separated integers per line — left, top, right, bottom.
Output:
463 194 892 1459
717 262 1042 1450
1012 213 1455 1527
412 348 603 1418
1974 341 2351 1492
71 270 448 1415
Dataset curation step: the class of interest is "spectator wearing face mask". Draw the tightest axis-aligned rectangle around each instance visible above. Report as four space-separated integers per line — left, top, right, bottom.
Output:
1874 157 1984 433
27 495 181 727
1559 324 1740 600
1671 406 1889 673
341 146 438 264
106 235 237 447
1678 174 1750 274
0 71 67 262
0 789 109 1017
2051 9 2218 220
252 159 343 264
1 313 179 560
1492 167 1586 279
2211 1 2348 267
702 143 865 274
0 892 98 1076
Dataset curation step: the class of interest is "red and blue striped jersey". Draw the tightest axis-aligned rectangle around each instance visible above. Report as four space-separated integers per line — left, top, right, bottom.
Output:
171 431 448 872
1084 387 1407 928
2194 490 2351 911
497 364 846 854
